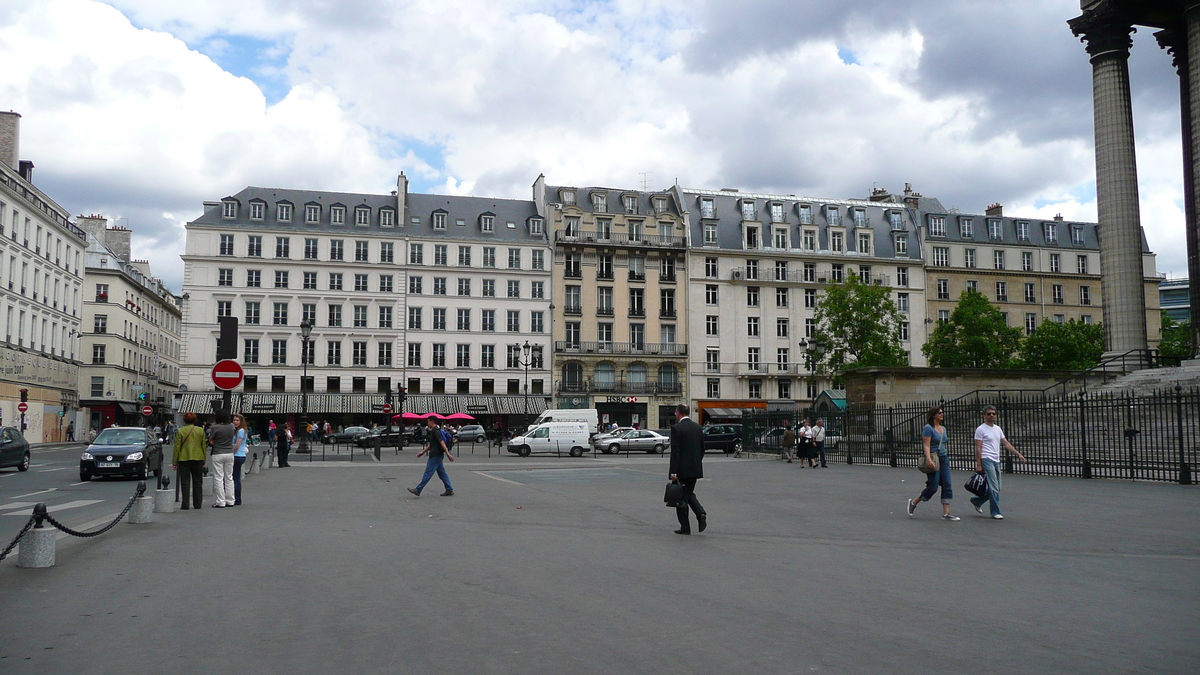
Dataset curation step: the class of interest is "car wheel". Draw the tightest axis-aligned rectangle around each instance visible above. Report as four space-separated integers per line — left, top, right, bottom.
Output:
79 470 90 482
476 435 486 444
569 446 584 457
18 452 30 471
608 443 620 454
138 463 149 481
733 440 743 453
651 444 663 454
520 445 531 457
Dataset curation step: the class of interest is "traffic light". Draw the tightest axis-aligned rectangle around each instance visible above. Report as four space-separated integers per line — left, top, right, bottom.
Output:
19 389 27 402
138 392 148 401
396 386 407 404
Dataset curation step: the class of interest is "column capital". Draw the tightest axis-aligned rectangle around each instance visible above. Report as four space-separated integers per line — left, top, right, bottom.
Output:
1154 27 1186 76
1069 8 1135 62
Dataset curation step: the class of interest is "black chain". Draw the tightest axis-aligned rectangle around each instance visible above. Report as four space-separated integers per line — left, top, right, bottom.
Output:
43 482 146 539
0 516 37 562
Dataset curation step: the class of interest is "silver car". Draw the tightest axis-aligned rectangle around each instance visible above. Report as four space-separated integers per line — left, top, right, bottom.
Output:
592 427 635 453
601 429 670 454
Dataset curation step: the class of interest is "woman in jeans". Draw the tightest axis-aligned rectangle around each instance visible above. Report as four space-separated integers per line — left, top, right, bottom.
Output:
231 414 248 506
907 406 960 521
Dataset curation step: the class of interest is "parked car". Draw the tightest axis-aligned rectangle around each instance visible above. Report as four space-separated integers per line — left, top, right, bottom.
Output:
324 426 370 444
702 424 744 455
453 425 487 444
601 429 670 454
592 427 634 453
758 427 792 451
80 427 163 481
354 427 409 448
0 426 30 471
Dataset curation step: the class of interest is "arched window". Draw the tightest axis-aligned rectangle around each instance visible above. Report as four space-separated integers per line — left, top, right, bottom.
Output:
562 362 584 390
658 364 678 388
627 363 648 392
595 363 616 391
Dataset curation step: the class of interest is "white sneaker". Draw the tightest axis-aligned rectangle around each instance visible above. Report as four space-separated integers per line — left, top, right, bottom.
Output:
992 514 1004 520
942 514 960 521
973 503 983 514
906 499 916 518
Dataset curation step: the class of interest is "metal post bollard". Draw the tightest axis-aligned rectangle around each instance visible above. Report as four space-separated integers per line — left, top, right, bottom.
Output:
154 474 175 513
18 503 55 568
128 482 154 524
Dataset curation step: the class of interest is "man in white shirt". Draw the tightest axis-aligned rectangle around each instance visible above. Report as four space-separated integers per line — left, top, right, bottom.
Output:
812 418 828 468
972 406 1026 519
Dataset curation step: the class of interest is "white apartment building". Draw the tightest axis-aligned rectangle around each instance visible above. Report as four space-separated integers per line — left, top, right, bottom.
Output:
0 112 85 442
77 216 182 432
178 174 551 429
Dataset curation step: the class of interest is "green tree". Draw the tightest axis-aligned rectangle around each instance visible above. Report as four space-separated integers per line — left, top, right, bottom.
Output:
812 275 907 373
1017 319 1105 370
1159 312 1194 360
922 289 1022 368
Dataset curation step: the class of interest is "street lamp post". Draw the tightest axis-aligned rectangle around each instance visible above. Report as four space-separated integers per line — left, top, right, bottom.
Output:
522 340 531 417
799 337 828 403
299 321 312 454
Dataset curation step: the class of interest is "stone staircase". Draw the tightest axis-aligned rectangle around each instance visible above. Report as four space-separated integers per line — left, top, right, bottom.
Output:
1089 359 1200 394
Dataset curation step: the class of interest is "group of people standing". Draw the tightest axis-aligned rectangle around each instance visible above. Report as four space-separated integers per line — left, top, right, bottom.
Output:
781 419 827 468
171 411 256 509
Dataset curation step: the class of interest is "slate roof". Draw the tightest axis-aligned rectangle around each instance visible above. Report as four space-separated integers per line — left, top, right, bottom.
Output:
545 185 682 218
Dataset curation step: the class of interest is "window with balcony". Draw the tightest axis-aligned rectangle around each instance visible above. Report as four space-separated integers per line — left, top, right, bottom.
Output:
245 302 260 325
246 270 261 287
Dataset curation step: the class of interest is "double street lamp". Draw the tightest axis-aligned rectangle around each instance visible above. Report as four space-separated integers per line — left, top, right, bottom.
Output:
299 320 312 454
512 340 533 417
799 337 828 375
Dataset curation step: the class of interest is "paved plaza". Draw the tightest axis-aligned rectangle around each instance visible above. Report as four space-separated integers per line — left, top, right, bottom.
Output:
2 452 1197 674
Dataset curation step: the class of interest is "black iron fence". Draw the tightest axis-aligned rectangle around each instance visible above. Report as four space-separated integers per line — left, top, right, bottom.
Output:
738 386 1200 484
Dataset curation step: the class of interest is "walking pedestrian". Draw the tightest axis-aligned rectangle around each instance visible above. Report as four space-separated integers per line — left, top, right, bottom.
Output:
66 421 75 442
268 420 277 452
668 404 707 535
408 417 454 496
206 411 237 508
813 418 828 468
801 419 819 468
907 406 960 521
172 412 206 510
278 421 292 467
782 423 796 463
970 406 1026 520
231 414 248 506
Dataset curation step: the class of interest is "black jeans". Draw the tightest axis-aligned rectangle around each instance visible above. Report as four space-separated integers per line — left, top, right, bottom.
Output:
177 460 204 509
278 440 290 467
675 478 705 532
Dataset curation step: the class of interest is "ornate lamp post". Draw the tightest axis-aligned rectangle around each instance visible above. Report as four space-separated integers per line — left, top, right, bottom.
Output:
299 320 312 454
799 337 828 377
522 340 532 417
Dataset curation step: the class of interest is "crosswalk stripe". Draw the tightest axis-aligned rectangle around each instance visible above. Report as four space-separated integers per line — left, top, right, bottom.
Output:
12 488 57 499
4 500 104 516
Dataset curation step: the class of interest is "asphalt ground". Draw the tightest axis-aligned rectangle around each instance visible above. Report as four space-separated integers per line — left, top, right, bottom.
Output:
1 453 1197 675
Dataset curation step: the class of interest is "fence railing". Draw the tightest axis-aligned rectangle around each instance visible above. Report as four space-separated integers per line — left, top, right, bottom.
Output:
736 386 1200 484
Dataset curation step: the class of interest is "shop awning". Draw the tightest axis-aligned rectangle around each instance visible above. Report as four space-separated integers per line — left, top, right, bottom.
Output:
117 402 139 414
175 393 550 416
704 408 756 419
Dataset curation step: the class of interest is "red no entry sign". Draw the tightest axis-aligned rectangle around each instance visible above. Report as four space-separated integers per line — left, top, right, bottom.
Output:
142 405 153 416
211 359 244 390
17 402 28 413
382 404 392 414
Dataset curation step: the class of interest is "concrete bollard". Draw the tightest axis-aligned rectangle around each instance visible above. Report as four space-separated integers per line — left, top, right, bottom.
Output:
17 528 55 568
203 474 213 496
153 489 175 513
250 452 261 474
127 496 154 524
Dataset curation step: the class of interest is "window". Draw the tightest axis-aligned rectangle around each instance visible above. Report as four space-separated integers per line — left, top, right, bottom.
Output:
245 302 260 325
482 279 495 297
381 210 394 227
458 278 471 296
660 289 676 318
859 266 872 284
894 233 908 255
1022 251 1033 271
897 267 908 287
564 322 581 347
995 282 1008 302
508 248 521 269
329 273 343 291
507 280 520 298
805 318 815 338
378 342 393 366
278 203 293 222
356 208 370 226
301 340 315 366
407 307 422 329
938 309 951 323
380 275 393 293
531 311 544 332
457 308 470 331
1017 221 1029 241
275 271 288 288
897 293 909 313
989 220 1002 240
409 243 424 264
826 206 840 226
705 284 718 305
1024 283 1036 303
272 340 287 364
275 237 290 258
330 240 344 261
593 192 608 213
900 321 910 341
480 345 495 368
858 232 871 255
707 378 720 398
1072 226 1084 245
1052 284 1064 304
218 269 233 286
747 286 759 306
629 288 645 317
704 223 717 245
1044 223 1058 243
1050 253 1060 273
331 207 345 225
355 241 369 262
929 215 945 237
933 247 949 266
747 347 761 371
246 270 261 287
706 348 720 372
746 259 758 280
775 288 788 308
302 303 316 324
353 342 368 366
831 231 843 253
993 250 1005 270
432 245 448 266
433 278 446 295
507 310 520 332
304 238 317 259
777 380 791 399
769 202 784 223
1025 313 1037 335
531 249 544 270
306 205 320 223
776 348 789 372
219 234 234 256
804 288 817 309
564 252 581 278
457 245 471 267
746 226 759 248
964 249 976 269
92 344 105 364
774 228 788 249
531 281 544 299
349 306 366 328
379 306 393 328
328 304 343 327
740 201 756 221
482 247 496 268
1080 286 1092 305
701 198 715 218
704 257 718 278
273 302 289 325
706 315 719 336
776 318 789 338
853 209 867 227
244 235 262 257
937 279 949 300
222 201 237 219
1053 314 1065 323
379 242 394 263
1081 315 1093 324
1077 255 1088 274
746 316 759 337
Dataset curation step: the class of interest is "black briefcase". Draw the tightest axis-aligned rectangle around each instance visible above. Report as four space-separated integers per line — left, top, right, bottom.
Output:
664 481 683 507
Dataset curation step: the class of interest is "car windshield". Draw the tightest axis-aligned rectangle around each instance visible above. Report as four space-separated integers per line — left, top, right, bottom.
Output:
94 430 147 445
347 427 368 434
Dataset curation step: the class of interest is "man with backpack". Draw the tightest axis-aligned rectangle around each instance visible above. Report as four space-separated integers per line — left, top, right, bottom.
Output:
408 417 455 497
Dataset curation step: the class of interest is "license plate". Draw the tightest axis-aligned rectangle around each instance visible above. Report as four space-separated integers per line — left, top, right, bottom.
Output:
97 462 120 468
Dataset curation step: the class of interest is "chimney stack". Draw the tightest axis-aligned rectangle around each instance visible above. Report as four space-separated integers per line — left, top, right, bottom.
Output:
985 203 1003 216
1054 213 1064 221
396 172 408 220
0 111 20 172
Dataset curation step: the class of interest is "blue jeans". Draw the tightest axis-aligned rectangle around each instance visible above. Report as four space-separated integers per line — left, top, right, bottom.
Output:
416 455 452 492
232 456 245 505
971 459 1002 516
919 452 952 504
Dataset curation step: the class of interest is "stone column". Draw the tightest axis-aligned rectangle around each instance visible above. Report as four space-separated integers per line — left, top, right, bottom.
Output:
1071 9 1149 359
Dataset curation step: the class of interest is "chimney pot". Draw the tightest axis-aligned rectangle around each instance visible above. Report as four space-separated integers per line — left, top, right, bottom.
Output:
985 203 1003 216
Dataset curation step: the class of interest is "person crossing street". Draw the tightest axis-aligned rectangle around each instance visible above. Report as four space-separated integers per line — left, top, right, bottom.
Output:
408 417 455 497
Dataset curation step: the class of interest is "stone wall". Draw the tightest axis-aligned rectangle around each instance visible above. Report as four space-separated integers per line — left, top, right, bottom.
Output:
843 367 1077 408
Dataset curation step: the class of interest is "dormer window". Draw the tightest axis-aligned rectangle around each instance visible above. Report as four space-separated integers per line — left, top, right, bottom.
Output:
654 197 667 214
305 205 320 224
222 201 238 219
624 195 638 214
929 215 945 237
740 200 756 220
799 204 812 224
1044 222 1058 243
746 225 760 249
249 202 265 221
770 203 784 223
529 217 543 235
889 211 903 229
960 218 973 238
277 203 293 223
356 207 370 226
853 209 867 227
1016 221 1029 241
433 212 447 229
561 189 576 205
826 206 840 226
592 192 607 213
988 219 1002 240
1071 225 1084 245
380 209 395 227
331 206 345 225
481 215 494 232
700 198 715 219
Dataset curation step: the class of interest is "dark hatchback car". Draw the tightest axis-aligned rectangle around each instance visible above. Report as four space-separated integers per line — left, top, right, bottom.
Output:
354 427 410 448
702 424 744 455
0 426 31 471
324 426 370 444
80 427 164 481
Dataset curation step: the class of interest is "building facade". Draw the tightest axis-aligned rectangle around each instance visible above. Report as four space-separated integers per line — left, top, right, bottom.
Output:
0 112 85 442
681 185 928 422
535 176 688 430
77 216 182 432
1159 278 1190 323
178 174 551 430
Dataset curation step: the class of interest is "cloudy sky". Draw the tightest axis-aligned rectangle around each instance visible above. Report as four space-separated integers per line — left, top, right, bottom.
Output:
0 0 1190 291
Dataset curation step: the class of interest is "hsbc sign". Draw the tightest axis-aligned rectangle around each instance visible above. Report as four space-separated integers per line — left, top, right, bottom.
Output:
605 396 640 403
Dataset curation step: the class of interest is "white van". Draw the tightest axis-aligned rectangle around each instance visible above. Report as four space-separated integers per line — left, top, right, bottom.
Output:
528 409 600 436
507 422 591 457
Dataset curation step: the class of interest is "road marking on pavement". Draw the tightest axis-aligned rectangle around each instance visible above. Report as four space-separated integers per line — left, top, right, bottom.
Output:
475 472 525 486
0 502 39 511
38 467 70 472
12 488 57 499
5 500 104 516
69 481 90 486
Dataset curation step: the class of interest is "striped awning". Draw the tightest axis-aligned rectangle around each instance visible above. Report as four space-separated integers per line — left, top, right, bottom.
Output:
175 393 549 416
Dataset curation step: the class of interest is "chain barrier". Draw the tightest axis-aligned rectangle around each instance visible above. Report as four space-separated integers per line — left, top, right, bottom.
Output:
42 481 147 539
0 516 37 562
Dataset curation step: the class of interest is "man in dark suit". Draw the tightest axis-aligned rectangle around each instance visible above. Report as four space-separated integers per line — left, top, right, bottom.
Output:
668 403 707 535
